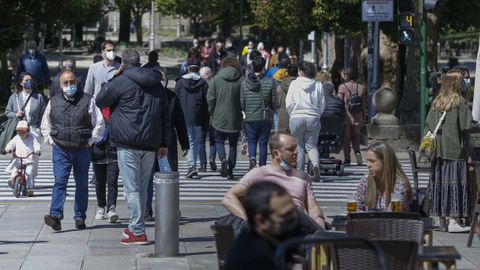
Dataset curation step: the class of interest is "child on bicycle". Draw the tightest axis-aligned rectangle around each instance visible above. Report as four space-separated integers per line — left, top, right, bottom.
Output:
5 120 41 197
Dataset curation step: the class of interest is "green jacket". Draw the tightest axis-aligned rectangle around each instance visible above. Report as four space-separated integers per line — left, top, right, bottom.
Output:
207 66 244 133
425 97 478 160
240 73 276 122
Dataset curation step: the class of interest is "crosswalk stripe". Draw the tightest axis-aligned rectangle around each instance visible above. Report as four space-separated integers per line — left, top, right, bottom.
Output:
0 160 430 203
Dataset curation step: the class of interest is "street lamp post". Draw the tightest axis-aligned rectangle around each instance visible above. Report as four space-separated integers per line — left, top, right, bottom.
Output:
149 0 155 51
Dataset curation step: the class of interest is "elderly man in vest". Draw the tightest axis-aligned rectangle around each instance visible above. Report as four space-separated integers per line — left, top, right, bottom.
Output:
41 70 105 231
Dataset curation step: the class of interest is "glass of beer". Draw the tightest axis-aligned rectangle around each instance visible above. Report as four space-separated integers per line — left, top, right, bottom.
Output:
391 193 402 212
346 194 357 213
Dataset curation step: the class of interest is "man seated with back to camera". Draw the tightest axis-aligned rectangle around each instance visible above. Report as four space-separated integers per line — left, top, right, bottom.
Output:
222 132 326 232
224 181 305 270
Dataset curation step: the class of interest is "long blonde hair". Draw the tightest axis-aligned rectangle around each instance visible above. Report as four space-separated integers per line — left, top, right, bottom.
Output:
366 142 412 209
431 70 463 112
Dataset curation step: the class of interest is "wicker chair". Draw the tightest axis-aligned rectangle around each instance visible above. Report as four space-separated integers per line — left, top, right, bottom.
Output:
346 215 424 270
210 224 235 270
275 236 388 270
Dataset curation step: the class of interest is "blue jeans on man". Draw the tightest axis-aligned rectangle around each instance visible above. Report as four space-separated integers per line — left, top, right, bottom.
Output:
117 147 155 236
50 145 91 220
214 129 240 170
246 120 271 166
186 126 207 169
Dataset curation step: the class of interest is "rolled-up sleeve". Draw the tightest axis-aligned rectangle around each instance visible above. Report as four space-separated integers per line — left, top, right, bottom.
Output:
40 101 53 145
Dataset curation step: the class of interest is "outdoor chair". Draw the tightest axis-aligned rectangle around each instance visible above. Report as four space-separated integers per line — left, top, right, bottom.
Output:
275 236 388 270
210 224 235 270
346 216 424 245
408 150 431 190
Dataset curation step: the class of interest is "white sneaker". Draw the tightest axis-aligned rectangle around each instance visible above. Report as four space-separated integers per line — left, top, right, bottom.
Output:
95 207 106 220
448 219 470 233
107 206 119 223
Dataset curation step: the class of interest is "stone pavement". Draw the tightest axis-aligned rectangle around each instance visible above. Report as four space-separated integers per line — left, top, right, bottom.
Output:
1 201 480 270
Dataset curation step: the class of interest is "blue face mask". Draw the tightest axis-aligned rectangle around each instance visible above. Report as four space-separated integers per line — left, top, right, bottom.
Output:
23 81 32 90
63 85 77 97
279 159 292 171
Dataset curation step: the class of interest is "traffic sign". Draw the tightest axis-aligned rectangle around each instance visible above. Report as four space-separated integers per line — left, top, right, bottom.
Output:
362 0 394 22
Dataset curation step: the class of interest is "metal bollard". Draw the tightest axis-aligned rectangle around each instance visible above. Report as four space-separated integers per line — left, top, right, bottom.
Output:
154 172 180 257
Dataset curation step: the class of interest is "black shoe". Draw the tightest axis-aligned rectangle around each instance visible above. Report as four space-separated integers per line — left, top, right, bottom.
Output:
145 209 154 222
210 160 217 171
220 159 228 177
249 159 256 170
312 165 321 182
44 215 62 231
185 167 198 178
198 164 207 172
227 170 235 180
75 218 86 230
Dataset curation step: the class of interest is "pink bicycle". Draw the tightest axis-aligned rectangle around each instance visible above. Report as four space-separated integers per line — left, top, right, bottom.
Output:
9 151 38 198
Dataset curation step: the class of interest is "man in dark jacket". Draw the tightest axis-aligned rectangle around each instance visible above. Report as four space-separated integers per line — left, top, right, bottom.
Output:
176 58 210 178
96 49 170 245
207 56 244 179
16 40 50 91
207 41 226 76
41 71 105 231
240 56 276 169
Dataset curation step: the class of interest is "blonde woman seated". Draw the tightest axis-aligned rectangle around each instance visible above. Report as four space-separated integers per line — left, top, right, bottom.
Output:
356 142 412 211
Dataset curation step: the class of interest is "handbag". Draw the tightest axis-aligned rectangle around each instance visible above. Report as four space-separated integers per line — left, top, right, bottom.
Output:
419 111 447 162
0 94 32 155
259 84 274 121
410 188 431 217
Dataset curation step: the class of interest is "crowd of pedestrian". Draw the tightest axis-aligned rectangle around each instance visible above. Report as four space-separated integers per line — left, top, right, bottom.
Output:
2 37 479 250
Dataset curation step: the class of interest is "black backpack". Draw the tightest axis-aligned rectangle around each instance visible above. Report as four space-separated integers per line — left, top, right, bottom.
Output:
345 83 363 113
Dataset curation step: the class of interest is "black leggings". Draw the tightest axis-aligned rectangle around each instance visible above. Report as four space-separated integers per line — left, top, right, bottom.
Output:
93 162 119 209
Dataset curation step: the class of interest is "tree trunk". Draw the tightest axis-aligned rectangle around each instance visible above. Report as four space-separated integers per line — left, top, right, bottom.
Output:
221 0 231 39
0 52 12 103
118 6 131 43
134 13 143 45
191 18 200 38
398 46 421 124
74 24 83 43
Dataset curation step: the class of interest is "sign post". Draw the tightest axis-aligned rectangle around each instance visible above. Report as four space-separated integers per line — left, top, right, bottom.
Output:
362 0 393 122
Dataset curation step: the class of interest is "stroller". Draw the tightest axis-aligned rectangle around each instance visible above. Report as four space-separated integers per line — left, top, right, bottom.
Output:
309 93 346 176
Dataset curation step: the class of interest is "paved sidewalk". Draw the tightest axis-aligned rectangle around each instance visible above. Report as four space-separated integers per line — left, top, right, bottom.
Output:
1 202 479 270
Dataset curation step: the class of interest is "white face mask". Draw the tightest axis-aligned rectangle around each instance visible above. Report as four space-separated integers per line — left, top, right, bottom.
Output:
28 49 36 55
105 50 116 61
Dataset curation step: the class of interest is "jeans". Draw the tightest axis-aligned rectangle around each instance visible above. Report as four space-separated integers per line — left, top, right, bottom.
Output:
214 129 240 170
209 125 217 161
50 145 91 220
117 147 155 236
93 162 119 209
246 121 271 166
147 157 172 212
186 126 207 168
289 117 321 171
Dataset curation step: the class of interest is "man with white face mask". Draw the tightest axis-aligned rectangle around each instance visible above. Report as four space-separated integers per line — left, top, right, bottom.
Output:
222 132 326 229
41 71 105 231
84 40 121 98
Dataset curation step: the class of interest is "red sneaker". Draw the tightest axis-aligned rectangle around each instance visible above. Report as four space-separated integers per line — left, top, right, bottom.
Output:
121 229 148 245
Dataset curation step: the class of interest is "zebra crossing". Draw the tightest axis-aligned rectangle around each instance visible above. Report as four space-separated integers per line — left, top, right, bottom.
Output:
0 159 430 203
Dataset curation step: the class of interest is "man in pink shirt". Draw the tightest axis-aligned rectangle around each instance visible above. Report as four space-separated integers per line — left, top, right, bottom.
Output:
222 132 326 229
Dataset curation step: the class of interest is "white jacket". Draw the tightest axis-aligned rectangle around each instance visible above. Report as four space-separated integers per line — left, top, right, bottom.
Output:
285 77 325 119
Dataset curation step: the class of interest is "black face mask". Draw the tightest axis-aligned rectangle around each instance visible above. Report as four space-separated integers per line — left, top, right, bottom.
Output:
275 217 300 241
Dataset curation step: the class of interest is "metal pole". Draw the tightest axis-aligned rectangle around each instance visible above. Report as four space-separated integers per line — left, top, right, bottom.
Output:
369 22 380 122
176 15 181 38
149 0 155 51
420 0 427 136
154 172 180 257
322 32 328 70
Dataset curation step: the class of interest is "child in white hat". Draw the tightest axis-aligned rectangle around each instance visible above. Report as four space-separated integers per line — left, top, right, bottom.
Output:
5 120 41 197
